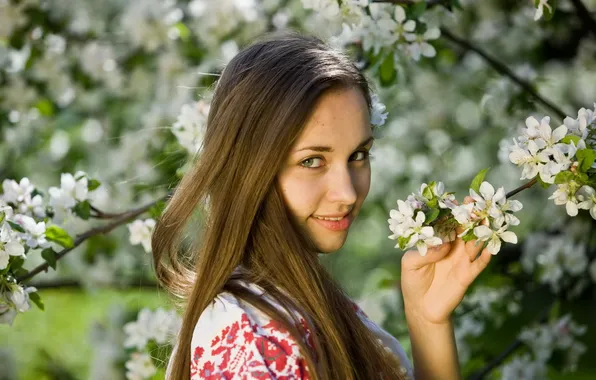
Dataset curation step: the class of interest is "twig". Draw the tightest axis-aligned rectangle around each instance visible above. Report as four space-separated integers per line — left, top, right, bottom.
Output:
29 278 160 289
17 194 168 283
467 298 556 380
439 28 567 121
505 178 538 199
89 204 128 219
569 0 596 37
371 0 445 6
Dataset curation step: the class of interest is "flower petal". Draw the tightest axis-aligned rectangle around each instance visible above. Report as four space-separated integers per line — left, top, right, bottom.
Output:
474 225 493 240
500 231 518 244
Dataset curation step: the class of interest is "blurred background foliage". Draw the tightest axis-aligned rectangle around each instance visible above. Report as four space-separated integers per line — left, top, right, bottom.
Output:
1 0 596 379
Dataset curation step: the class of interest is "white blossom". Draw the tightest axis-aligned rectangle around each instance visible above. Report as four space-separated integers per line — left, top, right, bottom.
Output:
403 211 442 256
0 303 17 325
500 354 547 380
301 0 340 19
549 182 580 216
474 223 517 255
469 181 507 221
576 185 596 219
48 171 89 210
377 6 416 46
370 93 388 127
2 178 34 204
0 224 25 270
124 308 155 350
127 219 156 253
172 101 210 154
534 0 552 21
125 352 157 380
405 27 440 61
124 307 181 350
12 214 48 249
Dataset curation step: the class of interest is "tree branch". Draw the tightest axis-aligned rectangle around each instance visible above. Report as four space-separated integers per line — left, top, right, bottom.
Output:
439 28 567 122
466 298 556 380
17 194 169 283
371 0 446 6
505 178 538 199
29 278 160 289
569 0 596 38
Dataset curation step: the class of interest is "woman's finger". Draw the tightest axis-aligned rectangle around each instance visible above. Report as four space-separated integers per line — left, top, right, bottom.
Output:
464 239 484 262
403 242 452 270
470 248 492 278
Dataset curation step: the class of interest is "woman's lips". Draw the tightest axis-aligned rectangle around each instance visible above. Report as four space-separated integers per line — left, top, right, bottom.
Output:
312 214 352 231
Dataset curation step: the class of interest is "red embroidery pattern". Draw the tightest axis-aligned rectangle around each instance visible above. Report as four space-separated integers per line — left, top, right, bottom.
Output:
190 299 312 379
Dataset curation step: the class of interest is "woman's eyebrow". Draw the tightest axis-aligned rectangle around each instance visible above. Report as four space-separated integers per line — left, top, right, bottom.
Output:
294 136 375 153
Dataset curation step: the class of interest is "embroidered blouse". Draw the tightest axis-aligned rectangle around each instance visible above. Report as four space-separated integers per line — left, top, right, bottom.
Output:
177 281 414 379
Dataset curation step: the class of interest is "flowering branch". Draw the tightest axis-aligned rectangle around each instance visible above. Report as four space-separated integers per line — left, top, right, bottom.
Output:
90 204 134 219
439 28 567 121
16 194 168 283
568 0 596 37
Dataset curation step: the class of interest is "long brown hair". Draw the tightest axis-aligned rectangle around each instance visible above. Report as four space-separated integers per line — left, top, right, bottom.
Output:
152 32 407 380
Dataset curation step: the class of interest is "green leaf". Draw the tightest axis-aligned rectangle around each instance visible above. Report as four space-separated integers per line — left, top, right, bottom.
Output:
87 179 101 191
470 168 490 193
544 0 557 21
554 171 574 185
149 201 166 220
409 2 427 19
73 200 91 220
29 292 45 311
461 229 477 242
422 184 433 200
398 236 410 250
36 98 55 117
450 0 463 10
9 256 25 271
548 299 561 323
41 248 58 270
7 220 25 233
560 135 581 145
174 22 191 41
379 54 397 87
45 226 74 249
424 208 440 224
576 149 596 172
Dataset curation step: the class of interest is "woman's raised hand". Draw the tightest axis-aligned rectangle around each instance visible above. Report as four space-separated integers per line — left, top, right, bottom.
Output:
399 197 492 325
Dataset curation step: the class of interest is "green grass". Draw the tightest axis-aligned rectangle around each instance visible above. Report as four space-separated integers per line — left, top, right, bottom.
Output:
0 288 172 380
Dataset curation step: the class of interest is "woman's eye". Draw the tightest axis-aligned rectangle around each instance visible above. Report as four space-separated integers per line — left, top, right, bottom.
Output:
301 157 323 169
351 150 371 161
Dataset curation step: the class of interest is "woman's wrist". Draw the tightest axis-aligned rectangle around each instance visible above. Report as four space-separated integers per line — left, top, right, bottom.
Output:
404 303 461 380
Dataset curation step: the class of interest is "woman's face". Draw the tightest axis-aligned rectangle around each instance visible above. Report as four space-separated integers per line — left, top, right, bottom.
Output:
277 86 373 253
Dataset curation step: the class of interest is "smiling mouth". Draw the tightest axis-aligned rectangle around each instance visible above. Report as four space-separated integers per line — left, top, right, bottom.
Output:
311 214 352 231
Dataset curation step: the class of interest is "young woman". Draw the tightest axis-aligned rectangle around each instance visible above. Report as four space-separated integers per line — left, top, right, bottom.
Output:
153 32 492 380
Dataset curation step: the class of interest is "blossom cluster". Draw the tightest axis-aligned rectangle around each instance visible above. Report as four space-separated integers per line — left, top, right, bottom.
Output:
522 224 596 294
509 105 596 218
388 180 523 256
301 0 441 61
127 219 157 254
518 313 587 373
123 307 181 380
0 172 99 325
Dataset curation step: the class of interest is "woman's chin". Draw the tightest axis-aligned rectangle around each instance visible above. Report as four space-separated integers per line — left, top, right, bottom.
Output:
312 233 348 254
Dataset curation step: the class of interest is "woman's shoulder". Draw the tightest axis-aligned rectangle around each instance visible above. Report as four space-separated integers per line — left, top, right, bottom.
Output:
190 290 313 379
